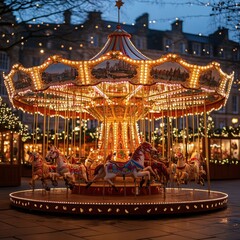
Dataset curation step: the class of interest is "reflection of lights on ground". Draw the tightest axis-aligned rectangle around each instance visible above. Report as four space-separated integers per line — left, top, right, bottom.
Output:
220 218 229 224
220 218 240 228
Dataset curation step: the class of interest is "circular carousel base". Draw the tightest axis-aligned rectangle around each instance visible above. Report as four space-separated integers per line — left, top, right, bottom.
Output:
9 183 228 217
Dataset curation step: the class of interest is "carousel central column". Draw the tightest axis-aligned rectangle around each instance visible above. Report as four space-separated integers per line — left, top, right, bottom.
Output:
97 118 140 161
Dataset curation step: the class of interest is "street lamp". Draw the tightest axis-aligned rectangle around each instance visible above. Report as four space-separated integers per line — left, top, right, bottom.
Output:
232 118 238 126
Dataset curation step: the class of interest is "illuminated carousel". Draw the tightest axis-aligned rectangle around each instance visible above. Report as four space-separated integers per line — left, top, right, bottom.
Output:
4 1 232 216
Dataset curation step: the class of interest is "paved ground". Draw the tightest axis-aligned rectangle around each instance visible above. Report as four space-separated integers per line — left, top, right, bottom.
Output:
0 178 240 240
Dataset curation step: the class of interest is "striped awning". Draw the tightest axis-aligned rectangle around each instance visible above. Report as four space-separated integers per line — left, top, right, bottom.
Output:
91 25 150 60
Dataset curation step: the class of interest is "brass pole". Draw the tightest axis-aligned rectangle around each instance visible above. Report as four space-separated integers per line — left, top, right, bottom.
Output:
43 93 46 159
204 100 211 193
161 109 164 158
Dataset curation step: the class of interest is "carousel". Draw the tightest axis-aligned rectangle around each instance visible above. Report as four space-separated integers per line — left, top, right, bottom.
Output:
4 1 232 216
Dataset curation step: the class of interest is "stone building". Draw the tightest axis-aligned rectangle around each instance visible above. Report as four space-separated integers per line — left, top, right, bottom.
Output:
1 10 240 131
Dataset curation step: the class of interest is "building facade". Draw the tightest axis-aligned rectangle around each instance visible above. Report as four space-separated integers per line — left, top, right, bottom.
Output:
1 10 240 131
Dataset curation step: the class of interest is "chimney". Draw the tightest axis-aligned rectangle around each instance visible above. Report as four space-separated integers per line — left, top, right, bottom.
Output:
135 13 149 29
87 11 102 23
63 10 71 25
216 27 229 40
171 19 183 32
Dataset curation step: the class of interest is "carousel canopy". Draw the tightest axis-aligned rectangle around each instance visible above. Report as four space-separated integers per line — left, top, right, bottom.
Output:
3 48 233 120
3 0 234 121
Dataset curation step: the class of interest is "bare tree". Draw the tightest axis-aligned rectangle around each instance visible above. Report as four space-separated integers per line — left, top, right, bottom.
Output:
0 0 111 51
208 0 240 40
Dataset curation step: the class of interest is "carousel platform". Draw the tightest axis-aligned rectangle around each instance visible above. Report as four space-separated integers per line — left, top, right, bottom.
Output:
9 182 228 216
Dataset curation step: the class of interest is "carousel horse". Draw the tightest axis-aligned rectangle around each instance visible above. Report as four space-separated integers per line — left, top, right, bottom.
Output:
86 142 157 191
188 150 206 185
150 159 170 185
151 153 178 185
66 155 79 164
168 161 177 185
28 151 57 191
142 152 170 185
45 145 88 189
84 149 104 178
174 152 191 185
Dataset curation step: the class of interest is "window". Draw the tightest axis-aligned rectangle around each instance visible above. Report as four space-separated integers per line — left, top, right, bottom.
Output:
0 52 9 96
47 41 52 49
0 132 19 165
164 39 173 52
232 95 239 114
221 139 230 159
219 120 226 129
0 75 7 96
32 57 41 66
192 43 201 56
218 47 225 58
179 42 186 54
218 106 225 113
45 30 53 36
203 44 212 57
88 35 99 47
135 37 143 49
232 48 239 61
210 139 221 160
0 52 9 71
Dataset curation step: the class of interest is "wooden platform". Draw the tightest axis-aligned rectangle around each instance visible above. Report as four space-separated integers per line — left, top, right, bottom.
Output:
9 185 228 216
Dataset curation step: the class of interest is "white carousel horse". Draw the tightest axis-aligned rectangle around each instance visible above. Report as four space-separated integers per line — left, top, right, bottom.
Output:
85 151 120 188
45 145 88 189
28 151 57 191
86 142 157 191
174 152 191 185
173 150 206 186
188 150 206 185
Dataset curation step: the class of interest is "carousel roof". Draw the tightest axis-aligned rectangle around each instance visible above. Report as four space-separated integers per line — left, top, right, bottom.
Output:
91 25 150 60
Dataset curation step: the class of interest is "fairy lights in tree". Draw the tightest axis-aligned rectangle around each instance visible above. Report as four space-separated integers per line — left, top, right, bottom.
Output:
0 97 29 139
198 114 214 137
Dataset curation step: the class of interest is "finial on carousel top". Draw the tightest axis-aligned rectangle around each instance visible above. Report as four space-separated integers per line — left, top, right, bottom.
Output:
115 0 124 24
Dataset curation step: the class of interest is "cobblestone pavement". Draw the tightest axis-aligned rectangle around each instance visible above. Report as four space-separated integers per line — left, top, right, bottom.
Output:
0 178 240 240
